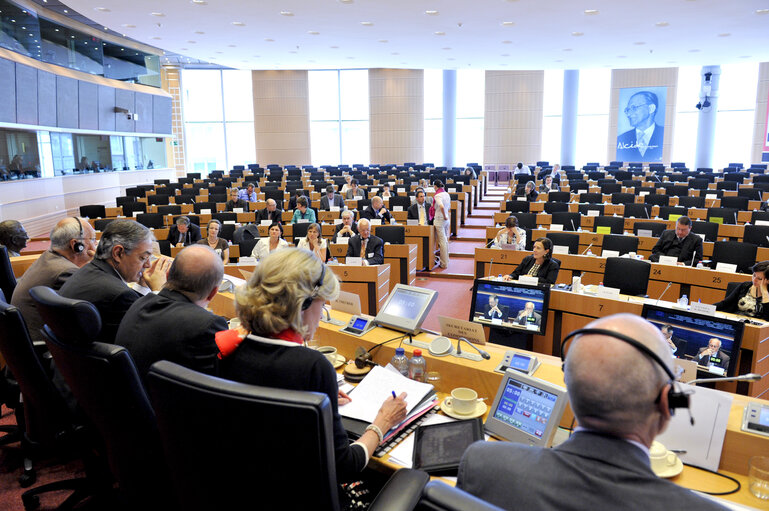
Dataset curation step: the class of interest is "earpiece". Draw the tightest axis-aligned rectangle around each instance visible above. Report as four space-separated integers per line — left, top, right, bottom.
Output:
72 217 85 253
301 264 327 311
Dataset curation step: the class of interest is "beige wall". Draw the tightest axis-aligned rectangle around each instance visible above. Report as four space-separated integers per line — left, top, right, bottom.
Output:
368 69 424 165
752 62 769 164
609 68 678 164
252 70 311 166
162 65 186 176
483 70 544 166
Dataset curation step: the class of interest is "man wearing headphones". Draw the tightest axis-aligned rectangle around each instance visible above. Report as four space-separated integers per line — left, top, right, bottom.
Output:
11 217 97 344
0 219 29 257
457 313 726 510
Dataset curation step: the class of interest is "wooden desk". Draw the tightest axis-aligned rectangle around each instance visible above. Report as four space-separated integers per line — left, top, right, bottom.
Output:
402 225 435 271
10 254 40 278
329 244 417 292
328 264 391 316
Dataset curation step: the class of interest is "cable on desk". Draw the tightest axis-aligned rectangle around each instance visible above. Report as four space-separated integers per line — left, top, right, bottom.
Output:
681 463 741 496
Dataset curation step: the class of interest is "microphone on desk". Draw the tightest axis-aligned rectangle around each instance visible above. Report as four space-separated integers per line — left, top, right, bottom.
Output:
644 206 650 219
686 373 762 386
488 258 495 279
581 243 593 256
455 337 491 360
733 211 738 225
570 219 578 232
656 281 673 305
690 251 697 268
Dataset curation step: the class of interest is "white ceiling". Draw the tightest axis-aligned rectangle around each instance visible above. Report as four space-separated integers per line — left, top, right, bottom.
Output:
58 0 769 70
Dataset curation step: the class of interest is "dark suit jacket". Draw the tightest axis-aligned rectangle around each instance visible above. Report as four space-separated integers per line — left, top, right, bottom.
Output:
509 255 560 285
115 288 228 381
361 205 391 224
225 198 248 211
671 336 688 357
714 280 769 320
345 188 367 200
696 347 731 371
457 431 727 511
407 203 432 225
255 208 283 224
320 195 345 210
482 303 508 321
59 258 142 344
616 124 664 162
332 222 358 243
649 230 702 266
346 235 384 265
515 309 542 327
288 195 309 211
167 224 202 246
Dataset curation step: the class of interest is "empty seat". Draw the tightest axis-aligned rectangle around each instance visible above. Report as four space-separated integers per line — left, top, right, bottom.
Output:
543 202 568 214
720 196 749 211
156 205 182 216
611 193 635 205
375 225 405 245
644 194 669 207
594 216 624 235
79 205 106 219
601 234 639 256
136 213 165 229
603 257 651 296
551 212 581 231
623 203 652 219
121 202 147 216
633 222 666 237
677 196 705 208
147 195 170 206
505 201 530 213
658 206 687 220
691 221 719 242
578 204 604 216
711 241 757 273
579 193 603 204
706 207 739 224
546 232 580 254
742 225 769 248
546 191 570 203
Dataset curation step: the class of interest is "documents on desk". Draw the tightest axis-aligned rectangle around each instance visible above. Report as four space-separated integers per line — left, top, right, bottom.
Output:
340 365 434 422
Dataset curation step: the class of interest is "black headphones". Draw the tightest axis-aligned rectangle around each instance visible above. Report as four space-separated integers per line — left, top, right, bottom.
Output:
72 217 85 254
301 263 327 311
560 328 690 415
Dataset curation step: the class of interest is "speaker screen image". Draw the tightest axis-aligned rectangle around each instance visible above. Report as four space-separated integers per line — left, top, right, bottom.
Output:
469 279 551 336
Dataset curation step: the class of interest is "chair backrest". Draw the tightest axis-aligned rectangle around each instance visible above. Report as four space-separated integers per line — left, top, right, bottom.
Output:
707 207 739 225
623 203 652 219
633 222 666 237
121 202 147 216
677 196 705 208
147 361 339 511
238 239 258 259
611 192 635 205
147 195 170 206
156 205 182 216
752 211 769 224
551 212 581 231
29 286 102 346
579 192 603 204
505 201 530 213
135 213 165 229
212 212 237 223
543 201 568 214
389 196 411 210
292 222 310 242
94 218 115 231
600 183 621 195
594 216 624 234
115 196 135 208
218 224 236 242
79 205 106 219
578 203 604 216
644 194 669 207
546 232 579 254
546 191 570 203
193 202 217 214
0 246 17 304
690 221 719 242
658 206 687 220
376 225 405 245
603 257 651 296
601 234 639 255
743 225 769 248
716 181 738 191
263 189 285 204
720 196 749 211
711 241 758 274
510 212 537 230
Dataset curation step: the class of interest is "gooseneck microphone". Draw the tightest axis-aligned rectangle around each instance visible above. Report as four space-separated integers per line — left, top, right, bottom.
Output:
570 218 578 232
656 281 673 305
455 337 491 360
581 243 593 256
488 258 495 279
687 373 762 385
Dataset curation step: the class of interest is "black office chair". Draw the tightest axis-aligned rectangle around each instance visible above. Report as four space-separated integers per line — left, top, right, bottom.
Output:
551 212 581 232
578 204 604 216
209 193 227 204
644 194 669 207
79 205 106 219
389 196 411 211
376 225 405 245
611 192 635 205
579 192 603 204
505 201 530 213
357 199 372 210
664 185 689 198
292 222 311 243
691 221 720 242
135 213 165 230
115 196 135 208
546 232 579 254
156 205 182 216
121 202 147 216
594 216 624 235
677 196 705 208
720 196 749 211
707 207 739 225
263 189 286 205
218 224 236 242
623 203 652 219
511 212 537 230
93 218 116 231
716 181 738 191
752 211 769 224
633 221 667 237
173 194 197 205
0 246 17 304
147 195 170 206
193 202 217 214
546 191 570 203
238 239 258 259
600 183 621 195
543 201 568 214
569 182 589 194
743 225 769 248
30 286 174 510
601 234 639 256
710 241 758 273
603 257 650 296
658 206 687 220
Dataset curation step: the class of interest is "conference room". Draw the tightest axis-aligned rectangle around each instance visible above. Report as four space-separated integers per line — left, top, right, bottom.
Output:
1 0 769 509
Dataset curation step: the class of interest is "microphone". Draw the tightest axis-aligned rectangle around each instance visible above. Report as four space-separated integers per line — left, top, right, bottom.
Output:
570 218 578 232
581 243 593 256
690 251 696 267
733 211 738 225
455 337 491 360
656 281 673 305
484 237 496 248
488 258 495 278
687 373 762 386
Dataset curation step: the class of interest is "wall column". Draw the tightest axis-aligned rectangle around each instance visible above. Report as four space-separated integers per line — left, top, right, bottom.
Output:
442 69 457 168
560 70 579 167
161 65 185 176
695 65 721 170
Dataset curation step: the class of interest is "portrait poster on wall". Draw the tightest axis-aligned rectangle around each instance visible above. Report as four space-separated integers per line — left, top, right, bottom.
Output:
616 86 667 163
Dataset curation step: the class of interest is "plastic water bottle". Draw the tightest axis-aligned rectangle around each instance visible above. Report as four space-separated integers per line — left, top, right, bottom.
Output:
390 347 409 377
408 349 426 382
678 294 689 307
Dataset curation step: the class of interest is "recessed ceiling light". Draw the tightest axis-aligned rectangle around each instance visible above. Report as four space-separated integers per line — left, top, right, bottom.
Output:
103 27 108 30
308 30 319 35
442 47 451 50
425 10 439 15
194 31 205 34
280 10 293 16
361 21 373 26
228 44 237 47
95 7 110 12
121 24 135 28
391 52 399 55
633 41 646 45
191 0 207 4
501 21 514 26
187 40 196 43
689 49 700 52
655 21 669 27
232 21 245 26
571 31 584 36
265 38 275 42
584 9 599 15
434 31 445 35
718 32 731 37
756 8 769 14
378 39 388 43
562 48 572 51
62 9 67 13
502 40 512 44
150 12 165 17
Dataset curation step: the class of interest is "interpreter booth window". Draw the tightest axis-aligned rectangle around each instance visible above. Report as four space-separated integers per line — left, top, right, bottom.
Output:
309 69 369 166
575 68 610 166
0 128 41 180
102 41 160 87
455 70 485 168
712 63 759 170
424 69 443 166
50 132 74 176
672 66 700 167
0 0 42 60
541 69 564 165
71 134 112 172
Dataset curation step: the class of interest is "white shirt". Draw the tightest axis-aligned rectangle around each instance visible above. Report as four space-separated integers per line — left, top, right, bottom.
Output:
251 238 288 261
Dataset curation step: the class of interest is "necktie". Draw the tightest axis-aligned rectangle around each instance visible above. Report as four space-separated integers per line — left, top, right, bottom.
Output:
419 205 426 226
360 238 367 258
637 130 648 156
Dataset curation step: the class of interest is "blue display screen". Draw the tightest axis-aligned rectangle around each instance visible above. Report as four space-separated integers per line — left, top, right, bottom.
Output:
510 353 531 371
352 317 368 330
493 379 558 439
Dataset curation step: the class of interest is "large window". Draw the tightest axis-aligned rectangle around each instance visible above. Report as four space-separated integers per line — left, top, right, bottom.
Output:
455 70 485 167
541 69 564 164
423 70 443 166
308 69 369 166
672 66 700 167
713 63 759 169
182 69 255 172
575 69 611 166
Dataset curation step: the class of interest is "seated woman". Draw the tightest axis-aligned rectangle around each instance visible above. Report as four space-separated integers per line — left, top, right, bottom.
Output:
219 248 407 481
296 222 328 262
715 261 769 320
291 196 317 224
197 219 229 261
504 237 560 285
521 181 538 202
492 216 526 250
251 222 288 261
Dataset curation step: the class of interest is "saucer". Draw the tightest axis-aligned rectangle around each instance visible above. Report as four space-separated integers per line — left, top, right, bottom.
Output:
331 353 346 369
653 456 684 478
441 397 487 420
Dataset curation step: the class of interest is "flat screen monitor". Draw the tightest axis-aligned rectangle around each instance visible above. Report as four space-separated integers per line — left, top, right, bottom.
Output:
374 284 438 335
641 304 744 377
484 369 568 447
469 279 551 336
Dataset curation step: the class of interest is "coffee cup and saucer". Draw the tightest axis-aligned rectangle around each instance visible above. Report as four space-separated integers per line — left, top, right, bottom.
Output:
650 441 683 478
318 346 346 369
441 387 487 420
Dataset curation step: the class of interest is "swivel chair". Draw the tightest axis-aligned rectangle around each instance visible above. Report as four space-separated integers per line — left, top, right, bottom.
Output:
376 225 406 245
603 257 650 296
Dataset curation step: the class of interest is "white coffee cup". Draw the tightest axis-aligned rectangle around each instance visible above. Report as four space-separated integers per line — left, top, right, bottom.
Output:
228 317 241 330
318 346 338 364
649 441 677 475
445 387 478 415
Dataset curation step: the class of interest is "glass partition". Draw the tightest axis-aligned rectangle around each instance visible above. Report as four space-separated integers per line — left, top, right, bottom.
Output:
0 128 41 180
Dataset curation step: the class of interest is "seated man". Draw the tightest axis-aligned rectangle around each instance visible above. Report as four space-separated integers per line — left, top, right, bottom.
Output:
361 196 392 224
115 245 228 380
12 217 98 344
320 185 345 210
649 216 702 266
661 324 687 357
59 219 171 343
407 189 431 226
332 210 358 243
346 218 384 266
514 301 541 327
238 182 257 202
0 219 29 256
482 294 508 321
256 198 283 224
167 216 201 247
225 188 248 211
457 313 727 511
696 337 730 371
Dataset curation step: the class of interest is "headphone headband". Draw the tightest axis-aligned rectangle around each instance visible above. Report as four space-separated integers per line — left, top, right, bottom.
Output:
301 263 327 311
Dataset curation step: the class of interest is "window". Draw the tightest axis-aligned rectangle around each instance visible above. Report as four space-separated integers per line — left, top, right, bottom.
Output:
713 63 759 169
455 70 485 167
672 66 700 167
423 69 443 166
541 70 564 164
575 69 610 166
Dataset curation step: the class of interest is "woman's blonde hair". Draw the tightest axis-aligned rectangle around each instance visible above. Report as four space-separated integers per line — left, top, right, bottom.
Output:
236 247 340 337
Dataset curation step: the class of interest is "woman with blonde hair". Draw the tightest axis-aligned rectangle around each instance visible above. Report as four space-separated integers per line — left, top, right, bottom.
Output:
219 248 407 480
296 222 328 262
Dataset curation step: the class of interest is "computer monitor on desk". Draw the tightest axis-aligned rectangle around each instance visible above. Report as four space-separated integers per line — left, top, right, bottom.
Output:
641 304 744 377
374 284 438 335
469 279 551 336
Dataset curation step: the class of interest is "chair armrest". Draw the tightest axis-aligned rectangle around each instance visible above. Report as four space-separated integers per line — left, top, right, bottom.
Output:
368 468 429 511
421 481 507 511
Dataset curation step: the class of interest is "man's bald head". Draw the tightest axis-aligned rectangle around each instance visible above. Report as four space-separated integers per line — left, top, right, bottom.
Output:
564 314 673 441
165 245 223 304
50 217 96 266
266 199 277 210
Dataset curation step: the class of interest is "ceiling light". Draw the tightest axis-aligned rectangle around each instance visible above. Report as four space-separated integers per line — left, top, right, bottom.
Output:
378 39 388 43
265 38 275 42
308 30 319 35
280 10 293 16
756 9 769 14
191 0 208 4
339 0 354 3
151 36 161 40
655 21 669 27
194 31 205 34
442 47 451 50
232 22 245 26
103 27 108 30
361 21 373 26
62 9 67 13
95 7 110 12
425 10 439 15
502 40 512 44
584 9 599 15
571 31 584 36
633 41 645 45
501 21 514 26
121 24 135 28
150 12 165 17
718 33 731 37
434 31 445 35
562 48 572 51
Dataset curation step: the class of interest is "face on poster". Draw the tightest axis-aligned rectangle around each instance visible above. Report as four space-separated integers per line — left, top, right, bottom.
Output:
616 86 667 163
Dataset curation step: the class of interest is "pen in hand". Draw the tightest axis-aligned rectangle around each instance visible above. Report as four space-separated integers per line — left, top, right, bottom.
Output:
392 391 397 399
